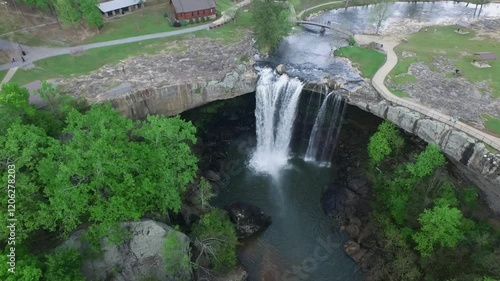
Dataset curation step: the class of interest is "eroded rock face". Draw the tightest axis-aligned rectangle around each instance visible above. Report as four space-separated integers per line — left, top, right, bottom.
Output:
226 202 272 239
62 220 192 281
348 84 500 214
55 34 258 119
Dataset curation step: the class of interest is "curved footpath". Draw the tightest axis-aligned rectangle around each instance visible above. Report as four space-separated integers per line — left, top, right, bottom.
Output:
354 34 500 152
0 24 210 72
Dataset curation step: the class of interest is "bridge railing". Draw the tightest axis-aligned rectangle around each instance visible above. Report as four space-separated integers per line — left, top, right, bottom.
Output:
371 81 500 152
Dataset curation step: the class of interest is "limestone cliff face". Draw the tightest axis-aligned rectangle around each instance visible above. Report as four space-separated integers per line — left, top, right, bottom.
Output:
348 85 500 214
104 67 257 119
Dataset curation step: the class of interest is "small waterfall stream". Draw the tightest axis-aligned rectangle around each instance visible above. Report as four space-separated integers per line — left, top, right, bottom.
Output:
250 68 304 174
304 91 346 166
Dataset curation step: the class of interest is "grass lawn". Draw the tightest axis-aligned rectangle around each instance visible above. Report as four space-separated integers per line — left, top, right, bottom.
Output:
334 46 385 78
9 11 254 86
481 114 500 135
391 25 500 98
0 70 7 82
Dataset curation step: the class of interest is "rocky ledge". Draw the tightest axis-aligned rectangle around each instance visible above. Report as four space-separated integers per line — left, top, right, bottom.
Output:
348 83 500 214
55 33 258 119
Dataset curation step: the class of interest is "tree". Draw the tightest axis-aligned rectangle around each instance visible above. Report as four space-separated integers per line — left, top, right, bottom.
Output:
0 83 36 117
196 178 216 211
0 103 198 244
44 248 85 281
412 205 464 257
0 250 42 281
80 0 103 32
406 144 446 179
367 121 404 165
191 209 238 273
225 5 239 24
369 0 392 35
252 0 291 52
54 0 81 34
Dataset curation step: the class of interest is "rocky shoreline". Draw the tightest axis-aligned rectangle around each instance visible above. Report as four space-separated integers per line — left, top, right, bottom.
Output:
321 117 388 281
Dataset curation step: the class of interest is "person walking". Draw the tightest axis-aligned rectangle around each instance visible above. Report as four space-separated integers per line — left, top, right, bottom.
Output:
11 57 15 63
21 56 26 63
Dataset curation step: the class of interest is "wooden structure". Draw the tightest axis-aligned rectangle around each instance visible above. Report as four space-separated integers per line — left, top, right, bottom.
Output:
295 21 353 37
169 0 216 21
98 0 144 17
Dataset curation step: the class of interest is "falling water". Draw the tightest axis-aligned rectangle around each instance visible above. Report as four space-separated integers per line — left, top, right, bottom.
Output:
304 91 346 166
250 68 304 174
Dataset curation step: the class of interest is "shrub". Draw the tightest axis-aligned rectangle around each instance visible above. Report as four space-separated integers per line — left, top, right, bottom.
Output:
45 248 85 281
191 209 238 273
189 18 194 24
216 10 221 17
201 16 206 22
180 20 188 26
164 233 191 278
195 17 200 23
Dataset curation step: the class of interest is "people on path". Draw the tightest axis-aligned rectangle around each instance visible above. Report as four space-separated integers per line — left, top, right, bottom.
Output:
21 56 26 63
11 58 15 63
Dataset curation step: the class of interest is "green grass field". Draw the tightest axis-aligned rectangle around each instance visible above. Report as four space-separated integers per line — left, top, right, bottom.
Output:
9 10 254 86
391 25 500 98
0 70 7 83
334 46 386 78
481 114 500 135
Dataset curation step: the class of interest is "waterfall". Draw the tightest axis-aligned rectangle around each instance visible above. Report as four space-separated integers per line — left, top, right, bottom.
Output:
304 91 346 166
250 68 304 174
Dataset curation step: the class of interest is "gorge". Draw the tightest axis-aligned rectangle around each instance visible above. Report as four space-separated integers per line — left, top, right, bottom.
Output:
47 2 500 280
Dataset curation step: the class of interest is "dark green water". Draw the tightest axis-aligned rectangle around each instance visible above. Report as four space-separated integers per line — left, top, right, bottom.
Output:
183 92 374 281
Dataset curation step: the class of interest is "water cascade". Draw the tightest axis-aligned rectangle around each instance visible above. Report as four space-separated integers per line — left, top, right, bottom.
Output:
304 91 346 166
250 68 304 174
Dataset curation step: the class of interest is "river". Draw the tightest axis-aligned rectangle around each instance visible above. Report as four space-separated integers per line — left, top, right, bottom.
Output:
184 2 500 280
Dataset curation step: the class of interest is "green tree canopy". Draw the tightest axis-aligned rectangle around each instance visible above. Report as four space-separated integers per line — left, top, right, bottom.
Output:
413 205 464 257
0 103 198 243
252 0 291 52
406 144 446 179
368 121 404 165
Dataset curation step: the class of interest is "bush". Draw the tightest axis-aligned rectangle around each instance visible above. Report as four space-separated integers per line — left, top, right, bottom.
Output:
45 248 85 281
191 209 238 273
189 18 194 24
195 17 200 23
173 21 181 27
201 17 206 22
180 20 188 26
164 233 191 278
216 11 221 17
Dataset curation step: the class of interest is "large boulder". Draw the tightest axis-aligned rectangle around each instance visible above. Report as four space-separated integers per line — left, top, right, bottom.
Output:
226 202 272 239
321 184 347 217
276 64 285 75
62 220 192 281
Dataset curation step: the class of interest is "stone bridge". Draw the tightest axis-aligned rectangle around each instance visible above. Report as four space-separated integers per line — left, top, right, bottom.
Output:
295 20 354 37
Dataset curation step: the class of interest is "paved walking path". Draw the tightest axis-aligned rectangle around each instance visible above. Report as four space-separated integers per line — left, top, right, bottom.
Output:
0 24 210 72
0 67 18 86
354 34 500 151
296 0 346 19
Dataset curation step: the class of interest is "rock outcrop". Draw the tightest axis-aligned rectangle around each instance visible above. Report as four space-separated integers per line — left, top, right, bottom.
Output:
348 84 500 214
62 220 192 281
226 202 272 239
56 34 258 119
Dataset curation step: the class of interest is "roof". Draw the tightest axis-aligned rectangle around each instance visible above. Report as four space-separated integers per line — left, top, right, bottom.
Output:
474 52 497 60
98 0 142 13
456 20 471 27
171 0 216 13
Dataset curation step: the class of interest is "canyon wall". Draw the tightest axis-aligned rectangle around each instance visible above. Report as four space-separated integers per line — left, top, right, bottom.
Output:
348 84 500 214
104 66 257 119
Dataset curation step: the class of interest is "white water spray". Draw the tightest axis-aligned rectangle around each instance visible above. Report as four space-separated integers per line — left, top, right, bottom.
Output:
250 68 304 174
